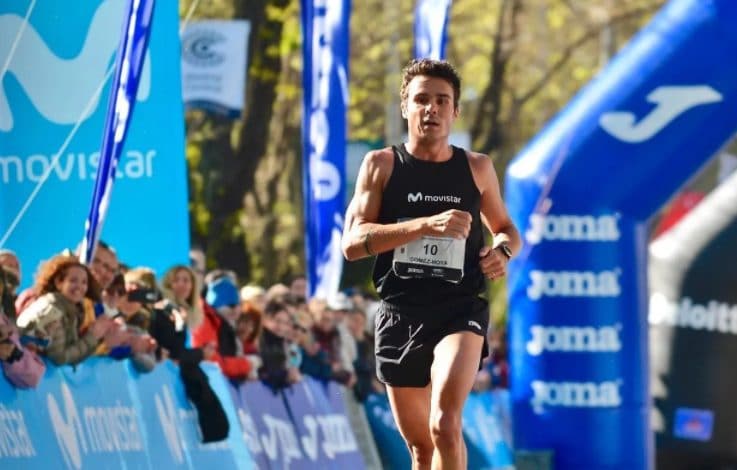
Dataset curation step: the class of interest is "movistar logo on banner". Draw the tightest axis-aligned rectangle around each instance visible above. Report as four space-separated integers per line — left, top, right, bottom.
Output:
526 213 620 244
527 269 621 300
0 0 189 290
530 380 622 414
526 324 622 356
47 382 144 469
0 0 150 133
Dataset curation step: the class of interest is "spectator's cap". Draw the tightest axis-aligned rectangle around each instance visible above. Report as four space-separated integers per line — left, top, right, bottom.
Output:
326 291 354 311
206 277 239 309
240 284 265 302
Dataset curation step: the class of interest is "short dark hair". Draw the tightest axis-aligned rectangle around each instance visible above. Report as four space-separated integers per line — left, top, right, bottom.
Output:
400 59 461 109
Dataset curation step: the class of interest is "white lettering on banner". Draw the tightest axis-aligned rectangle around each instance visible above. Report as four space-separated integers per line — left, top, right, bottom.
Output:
649 293 737 334
261 414 303 465
599 85 722 143
48 382 143 470
530 380 622 414
526 324 622 356
0 149 156 184
527 269 621 300
237 409 264 456
0 404 35 458
154 386 185 464
317 414 358 458
301 415 320 460
526 214 620 244
307 0 346 203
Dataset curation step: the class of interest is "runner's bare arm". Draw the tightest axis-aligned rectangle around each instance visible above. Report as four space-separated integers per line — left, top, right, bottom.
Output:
469 152 521 279
342 149 472 261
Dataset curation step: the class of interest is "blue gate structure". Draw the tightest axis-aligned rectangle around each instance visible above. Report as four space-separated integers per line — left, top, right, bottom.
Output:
504 1 737 468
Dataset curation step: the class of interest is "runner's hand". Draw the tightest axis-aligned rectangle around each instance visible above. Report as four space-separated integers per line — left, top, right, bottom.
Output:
425 209 472 239
479 246 507 280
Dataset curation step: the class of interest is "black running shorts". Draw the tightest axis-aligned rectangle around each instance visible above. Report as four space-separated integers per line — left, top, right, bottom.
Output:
374 296 489 388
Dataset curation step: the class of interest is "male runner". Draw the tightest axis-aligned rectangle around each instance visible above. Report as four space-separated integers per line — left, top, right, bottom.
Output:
342 58 521 470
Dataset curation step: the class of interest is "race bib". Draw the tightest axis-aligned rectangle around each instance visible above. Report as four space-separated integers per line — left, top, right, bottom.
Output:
392 235 465 283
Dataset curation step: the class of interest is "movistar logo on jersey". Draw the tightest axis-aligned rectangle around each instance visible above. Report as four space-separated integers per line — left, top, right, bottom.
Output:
649 293 737 334
526 213 620 245
0 0 151 133
407 192 461 204
526 324 622 356
530 380 622 414
527 269 621 300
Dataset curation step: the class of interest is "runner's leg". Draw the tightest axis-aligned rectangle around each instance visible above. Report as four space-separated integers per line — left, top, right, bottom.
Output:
429 331 483 470
387 384 434 470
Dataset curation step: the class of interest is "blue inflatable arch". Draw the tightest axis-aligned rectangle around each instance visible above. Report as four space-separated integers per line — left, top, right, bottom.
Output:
504 1 737 469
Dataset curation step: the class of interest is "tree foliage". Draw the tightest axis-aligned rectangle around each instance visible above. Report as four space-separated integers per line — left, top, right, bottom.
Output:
181 0 665 296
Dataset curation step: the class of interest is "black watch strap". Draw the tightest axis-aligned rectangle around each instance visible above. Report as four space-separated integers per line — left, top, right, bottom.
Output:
497 242 512 260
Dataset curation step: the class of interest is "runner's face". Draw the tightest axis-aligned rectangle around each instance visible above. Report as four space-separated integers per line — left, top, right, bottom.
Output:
403 76 458 143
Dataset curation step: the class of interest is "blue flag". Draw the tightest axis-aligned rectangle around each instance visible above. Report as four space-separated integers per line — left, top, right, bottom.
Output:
80 0 155 264
414 0 452 60
300 0 351 298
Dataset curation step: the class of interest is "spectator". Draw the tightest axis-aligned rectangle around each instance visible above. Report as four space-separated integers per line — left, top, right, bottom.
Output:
0 267 45 388
192 276 256 382
124 267 230 442
310 298 355 387
161 265 204 330
240 284 266 312
326 293 358 382
16 255 115 365
258 300 301 389
288 274 307 303
294 306 333 382
345 305 379 402
0 249 21 298
236 304 262 355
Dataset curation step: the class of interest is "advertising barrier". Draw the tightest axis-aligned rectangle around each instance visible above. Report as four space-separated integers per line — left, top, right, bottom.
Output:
505 0 737 468
0 357 514 469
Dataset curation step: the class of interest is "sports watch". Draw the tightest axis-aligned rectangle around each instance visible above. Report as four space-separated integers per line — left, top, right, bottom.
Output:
496 242 512 260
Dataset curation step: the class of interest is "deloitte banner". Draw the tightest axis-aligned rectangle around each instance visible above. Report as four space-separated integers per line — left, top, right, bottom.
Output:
0 0 189 287
505 0 737 469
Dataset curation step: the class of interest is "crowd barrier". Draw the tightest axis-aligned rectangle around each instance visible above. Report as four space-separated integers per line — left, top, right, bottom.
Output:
0 358 513 469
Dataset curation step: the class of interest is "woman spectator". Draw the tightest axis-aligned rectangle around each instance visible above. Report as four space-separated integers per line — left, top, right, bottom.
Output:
16 255 114 365
161 265 204 331
236 304 262 355
0 267 45 388
258 300 301 389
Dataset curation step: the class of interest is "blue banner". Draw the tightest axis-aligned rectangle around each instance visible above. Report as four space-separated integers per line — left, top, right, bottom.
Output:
300 0 351 299
463 391 514 469
0 0 190 287
0 358 254 469
240 380 304 468
364 393 413 470
505 0 737 468
80 0 155 265
414 0 452 60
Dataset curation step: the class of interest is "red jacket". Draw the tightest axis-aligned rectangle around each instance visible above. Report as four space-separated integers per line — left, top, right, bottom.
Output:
191 302 252 381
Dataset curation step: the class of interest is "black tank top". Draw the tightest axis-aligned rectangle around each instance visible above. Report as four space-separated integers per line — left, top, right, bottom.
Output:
372 144 485 306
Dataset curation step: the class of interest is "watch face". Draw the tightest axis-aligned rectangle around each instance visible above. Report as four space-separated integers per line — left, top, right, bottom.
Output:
500 244 512 259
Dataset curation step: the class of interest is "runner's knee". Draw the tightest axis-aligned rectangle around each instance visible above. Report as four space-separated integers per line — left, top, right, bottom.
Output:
407 439 434 465
429 408 462 449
